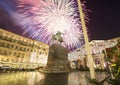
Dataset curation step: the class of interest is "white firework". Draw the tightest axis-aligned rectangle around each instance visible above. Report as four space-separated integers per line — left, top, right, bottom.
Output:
15 0 88 51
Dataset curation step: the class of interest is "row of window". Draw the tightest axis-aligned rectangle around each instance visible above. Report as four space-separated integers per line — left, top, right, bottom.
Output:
0 39 47 52
0 58 16 62
0 58 30 63
0 40 33 51
0 35 47 49
0 48 47 58
0 30 48 64
0 50 26 57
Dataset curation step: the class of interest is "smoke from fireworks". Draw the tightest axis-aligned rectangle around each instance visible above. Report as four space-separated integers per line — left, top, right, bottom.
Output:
15 0 88 51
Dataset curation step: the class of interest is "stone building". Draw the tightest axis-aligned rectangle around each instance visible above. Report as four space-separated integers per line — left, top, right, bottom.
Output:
0 28 49 69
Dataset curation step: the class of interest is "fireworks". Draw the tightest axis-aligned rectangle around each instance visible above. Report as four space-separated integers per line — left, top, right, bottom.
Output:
15 0 88 52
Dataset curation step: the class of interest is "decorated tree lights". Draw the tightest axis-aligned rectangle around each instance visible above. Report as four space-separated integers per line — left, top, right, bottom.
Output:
105 39 120 85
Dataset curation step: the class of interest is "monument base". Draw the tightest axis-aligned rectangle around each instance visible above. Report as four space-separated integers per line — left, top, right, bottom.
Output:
39 44 69 73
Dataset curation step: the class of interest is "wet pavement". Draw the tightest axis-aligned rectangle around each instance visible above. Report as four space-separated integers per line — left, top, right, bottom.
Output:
0 71 108 85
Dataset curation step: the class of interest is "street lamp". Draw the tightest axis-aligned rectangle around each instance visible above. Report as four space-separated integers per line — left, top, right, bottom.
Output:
77 0 95 79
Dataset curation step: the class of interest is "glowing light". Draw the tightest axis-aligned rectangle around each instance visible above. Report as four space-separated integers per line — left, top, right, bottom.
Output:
15 0 88 51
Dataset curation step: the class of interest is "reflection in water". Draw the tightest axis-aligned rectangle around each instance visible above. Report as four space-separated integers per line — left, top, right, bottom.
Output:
0 71 108 85
68 72 88 85
68 72 108 85
27 72 46 85
44 73 68 85
0 72 46 85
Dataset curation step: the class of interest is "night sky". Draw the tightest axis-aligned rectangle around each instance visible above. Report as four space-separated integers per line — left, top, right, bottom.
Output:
86 0 120 40
0 0 120 41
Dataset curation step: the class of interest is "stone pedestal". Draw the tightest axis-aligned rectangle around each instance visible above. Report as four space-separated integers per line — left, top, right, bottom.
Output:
40 44 69 73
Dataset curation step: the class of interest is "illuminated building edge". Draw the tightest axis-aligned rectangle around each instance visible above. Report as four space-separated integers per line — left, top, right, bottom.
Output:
0 28 49 70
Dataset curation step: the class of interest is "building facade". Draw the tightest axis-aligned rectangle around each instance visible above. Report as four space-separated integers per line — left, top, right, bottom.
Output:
0 28 49 69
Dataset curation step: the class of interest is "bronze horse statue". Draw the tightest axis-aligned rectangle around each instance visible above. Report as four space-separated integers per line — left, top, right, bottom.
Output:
52 31 64 43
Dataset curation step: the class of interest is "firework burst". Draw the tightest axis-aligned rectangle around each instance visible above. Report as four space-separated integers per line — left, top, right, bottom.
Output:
15 0 88 52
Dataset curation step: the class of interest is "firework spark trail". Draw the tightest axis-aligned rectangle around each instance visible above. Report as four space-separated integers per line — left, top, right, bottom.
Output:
15 0 88 51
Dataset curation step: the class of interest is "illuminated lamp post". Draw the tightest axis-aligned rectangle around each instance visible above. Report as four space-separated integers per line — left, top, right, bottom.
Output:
77 0 95 79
